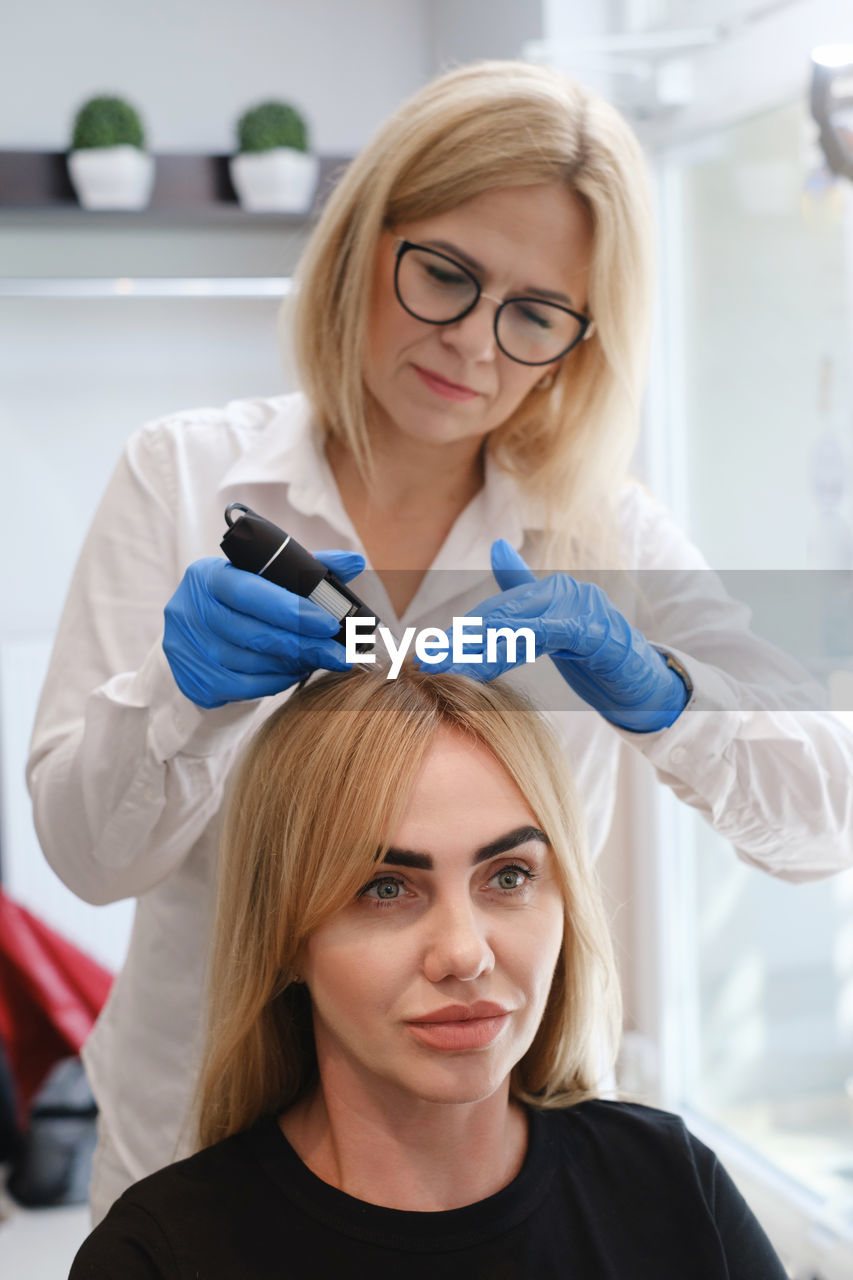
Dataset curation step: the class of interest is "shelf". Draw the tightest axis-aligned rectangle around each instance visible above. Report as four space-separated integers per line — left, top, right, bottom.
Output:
0 150 349 218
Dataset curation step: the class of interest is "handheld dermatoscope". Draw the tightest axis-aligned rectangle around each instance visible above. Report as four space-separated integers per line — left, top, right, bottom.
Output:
220 503 379 648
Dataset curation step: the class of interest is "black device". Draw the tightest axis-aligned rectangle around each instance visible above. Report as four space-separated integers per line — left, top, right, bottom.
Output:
220 503 379 647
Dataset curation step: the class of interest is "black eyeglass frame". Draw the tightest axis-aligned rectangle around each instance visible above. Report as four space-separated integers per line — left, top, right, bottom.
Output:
392 237 595 367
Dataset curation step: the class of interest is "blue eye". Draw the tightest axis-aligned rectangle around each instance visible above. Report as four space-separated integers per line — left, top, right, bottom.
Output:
359 876 405 902
490 864 536 893
496 868 524 890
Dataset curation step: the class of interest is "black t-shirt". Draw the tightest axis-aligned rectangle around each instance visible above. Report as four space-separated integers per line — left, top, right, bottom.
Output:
69 1100 787 1278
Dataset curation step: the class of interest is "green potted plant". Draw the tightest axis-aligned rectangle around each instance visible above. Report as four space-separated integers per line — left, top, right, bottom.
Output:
229 100 318 213
67 95 154 210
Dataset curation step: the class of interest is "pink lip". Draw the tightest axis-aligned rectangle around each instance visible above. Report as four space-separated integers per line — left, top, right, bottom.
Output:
412 365 480 402
405 1002 511 1052
407 1017 509 1052
408 1002 508 1023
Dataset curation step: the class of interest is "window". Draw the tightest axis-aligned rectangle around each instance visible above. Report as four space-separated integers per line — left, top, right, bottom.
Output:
649 90 853 1276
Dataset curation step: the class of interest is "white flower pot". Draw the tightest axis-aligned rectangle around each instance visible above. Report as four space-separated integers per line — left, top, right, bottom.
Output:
229 148 319 213
67 146 155 210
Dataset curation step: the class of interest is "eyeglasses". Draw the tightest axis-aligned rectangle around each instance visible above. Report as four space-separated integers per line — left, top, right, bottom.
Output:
393 238 595 367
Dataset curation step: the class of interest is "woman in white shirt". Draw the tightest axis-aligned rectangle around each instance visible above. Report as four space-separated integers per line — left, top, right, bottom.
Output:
27 59 853 1221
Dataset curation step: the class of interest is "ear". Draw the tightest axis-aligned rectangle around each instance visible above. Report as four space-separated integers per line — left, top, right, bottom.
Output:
534 363 560 391
288 941 310 988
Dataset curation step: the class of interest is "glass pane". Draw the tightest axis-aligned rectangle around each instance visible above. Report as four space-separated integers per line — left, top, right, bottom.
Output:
659 98 853 1210
664 100 850 569
689 814 853 1206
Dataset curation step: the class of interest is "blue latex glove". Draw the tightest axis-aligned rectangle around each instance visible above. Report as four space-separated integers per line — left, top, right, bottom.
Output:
429 540 689 733
163 552 365 709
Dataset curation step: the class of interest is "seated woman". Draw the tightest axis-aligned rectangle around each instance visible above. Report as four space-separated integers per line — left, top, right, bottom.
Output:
70 667 786 1279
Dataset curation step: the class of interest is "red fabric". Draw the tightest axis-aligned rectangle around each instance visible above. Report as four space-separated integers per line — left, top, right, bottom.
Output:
0 890 112 1118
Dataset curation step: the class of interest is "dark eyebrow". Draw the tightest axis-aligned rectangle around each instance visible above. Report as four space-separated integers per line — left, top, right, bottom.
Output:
378 825 549 870
423 238 576 308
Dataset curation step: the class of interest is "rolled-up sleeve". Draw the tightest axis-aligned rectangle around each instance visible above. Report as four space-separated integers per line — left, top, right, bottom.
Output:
615 483 853 881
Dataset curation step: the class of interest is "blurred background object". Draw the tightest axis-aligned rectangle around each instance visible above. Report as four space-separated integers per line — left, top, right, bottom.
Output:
230 99 318 212
811 43 853 180
67 94 154 210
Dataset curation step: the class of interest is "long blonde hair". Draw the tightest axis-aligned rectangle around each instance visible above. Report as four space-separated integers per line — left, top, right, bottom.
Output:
195 667 621 1150
290 60 654 567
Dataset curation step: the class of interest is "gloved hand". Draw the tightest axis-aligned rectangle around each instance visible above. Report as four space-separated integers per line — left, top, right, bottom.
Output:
428 540 689 733
163 551 365 709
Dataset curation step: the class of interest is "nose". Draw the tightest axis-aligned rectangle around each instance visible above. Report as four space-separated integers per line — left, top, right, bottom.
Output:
439 295 499 363
421 898 495 984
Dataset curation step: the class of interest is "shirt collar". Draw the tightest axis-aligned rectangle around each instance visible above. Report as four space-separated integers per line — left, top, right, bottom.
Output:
215 392 543 548
216 395 347 526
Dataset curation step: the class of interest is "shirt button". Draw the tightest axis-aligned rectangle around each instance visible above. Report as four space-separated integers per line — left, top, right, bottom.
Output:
670 746 687 766
144 786 159 804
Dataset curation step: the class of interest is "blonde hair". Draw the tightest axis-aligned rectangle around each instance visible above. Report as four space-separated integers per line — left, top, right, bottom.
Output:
290 60 654 567
195 667 621 1150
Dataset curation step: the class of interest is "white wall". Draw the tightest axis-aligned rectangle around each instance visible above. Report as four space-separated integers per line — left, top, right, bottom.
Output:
428 0 543 68
0 0 432 153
